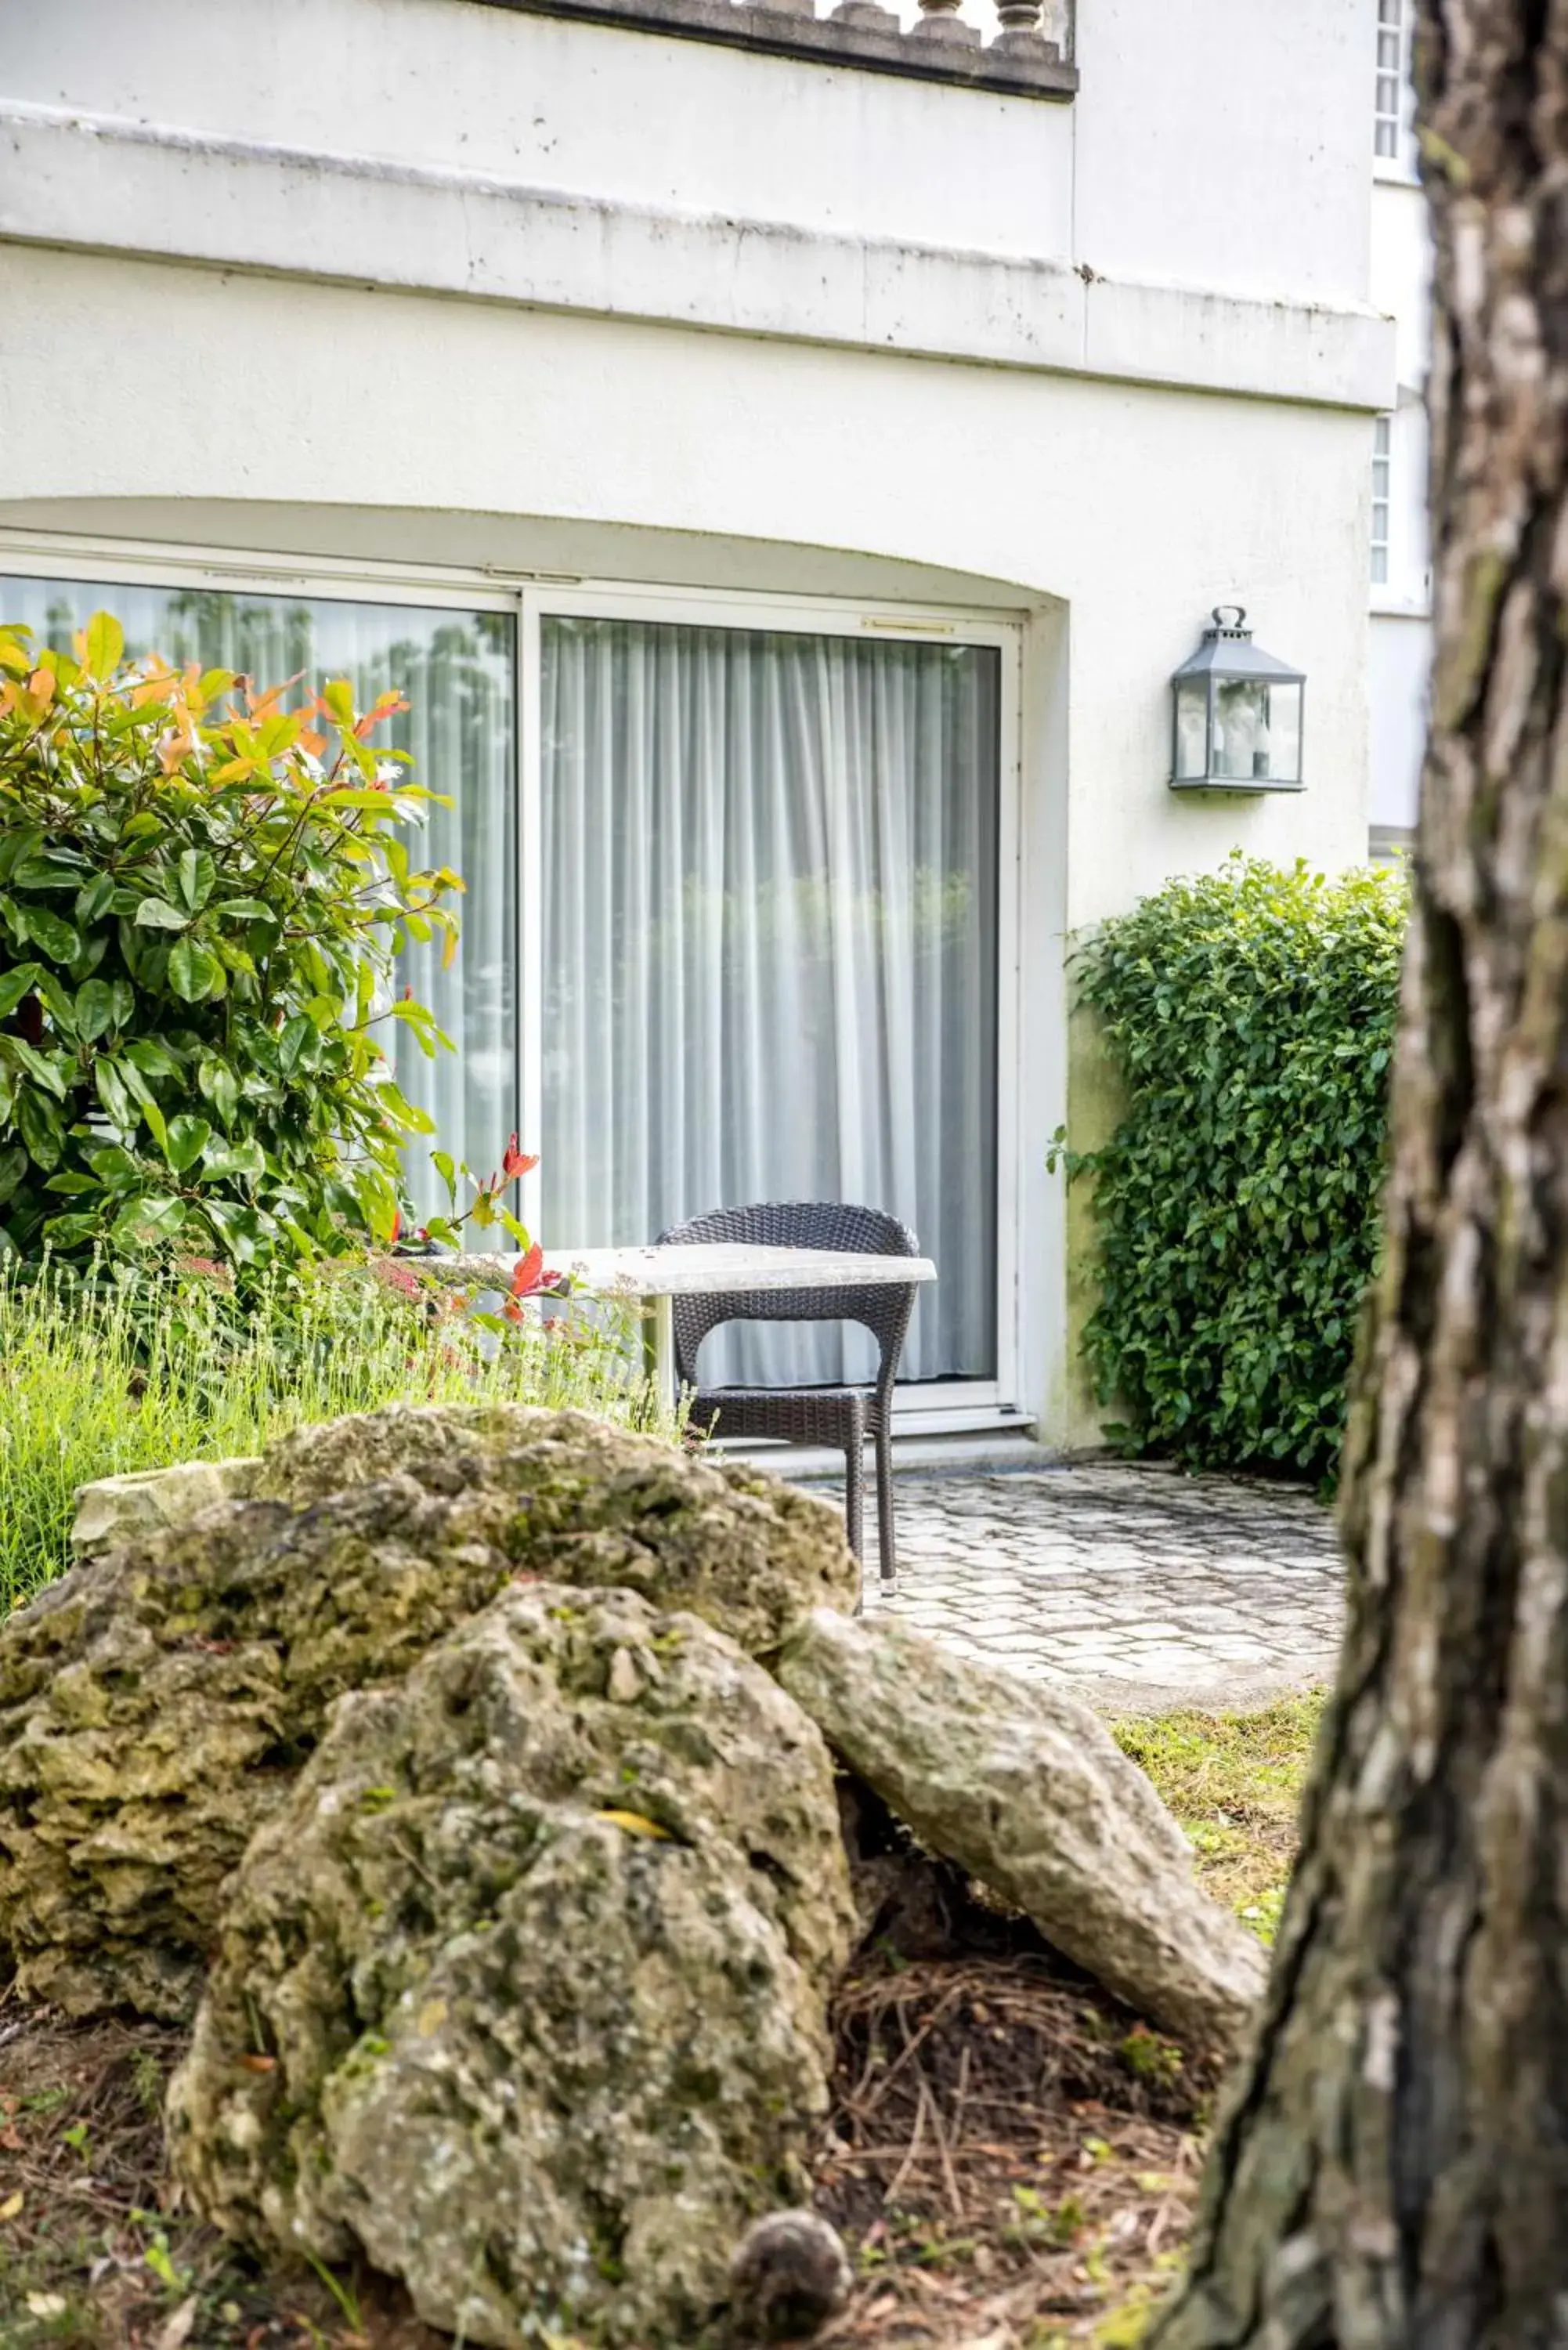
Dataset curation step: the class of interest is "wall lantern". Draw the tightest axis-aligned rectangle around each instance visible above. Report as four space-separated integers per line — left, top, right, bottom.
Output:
1169 607 1304 793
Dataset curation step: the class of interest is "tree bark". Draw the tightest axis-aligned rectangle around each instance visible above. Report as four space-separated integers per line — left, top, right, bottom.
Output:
1149 10 1568 2348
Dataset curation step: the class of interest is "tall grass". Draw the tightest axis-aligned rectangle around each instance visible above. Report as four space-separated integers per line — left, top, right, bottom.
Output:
0 1257 677 1612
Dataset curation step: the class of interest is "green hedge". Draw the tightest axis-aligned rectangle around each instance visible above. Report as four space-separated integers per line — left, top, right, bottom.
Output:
1058 855 1407 1482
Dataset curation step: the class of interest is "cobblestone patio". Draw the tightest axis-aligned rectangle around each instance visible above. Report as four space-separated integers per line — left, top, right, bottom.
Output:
797 1459 1343 1716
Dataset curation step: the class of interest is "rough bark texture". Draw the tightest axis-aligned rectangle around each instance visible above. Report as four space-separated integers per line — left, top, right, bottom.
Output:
1151 13 1568 2346
0 1405 854 2017
168 1585 855 2350
778 1609 1266 2048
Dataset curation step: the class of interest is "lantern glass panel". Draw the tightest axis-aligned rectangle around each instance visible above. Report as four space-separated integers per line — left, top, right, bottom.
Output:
1264 680 1303 782
1174 678 1209 779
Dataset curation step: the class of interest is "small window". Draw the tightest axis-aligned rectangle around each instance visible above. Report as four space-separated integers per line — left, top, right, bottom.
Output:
1375 0 1406 159
1371 416 1392 584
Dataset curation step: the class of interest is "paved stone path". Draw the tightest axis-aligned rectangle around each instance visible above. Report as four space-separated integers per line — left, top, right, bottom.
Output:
797 1460 1343 1716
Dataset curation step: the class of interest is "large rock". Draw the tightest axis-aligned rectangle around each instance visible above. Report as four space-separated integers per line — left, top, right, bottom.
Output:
778 1609 1267 2049
2 1406 854 2016
168 1584 856 2350
261 1403 859 1652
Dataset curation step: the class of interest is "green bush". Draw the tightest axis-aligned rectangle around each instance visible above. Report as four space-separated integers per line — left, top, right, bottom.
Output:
0 612 459 1267
0 1256 679 1611
1057 855 1407 1481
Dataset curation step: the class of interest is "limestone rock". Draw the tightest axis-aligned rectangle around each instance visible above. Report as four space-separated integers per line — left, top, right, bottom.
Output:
778 1609 1268 2048
168 1585 856 2350
1 1406 854 2017
0 1478 517 2016
254 1403 857 1654
71 1456 260 1558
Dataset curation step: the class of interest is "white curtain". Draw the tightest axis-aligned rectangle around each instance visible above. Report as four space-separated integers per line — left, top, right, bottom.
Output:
541 616 999 1386
0 579 516 1235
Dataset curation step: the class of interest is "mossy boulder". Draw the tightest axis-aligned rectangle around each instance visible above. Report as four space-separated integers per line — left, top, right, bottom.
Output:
168 1584 855 2349
0 1406 854 2017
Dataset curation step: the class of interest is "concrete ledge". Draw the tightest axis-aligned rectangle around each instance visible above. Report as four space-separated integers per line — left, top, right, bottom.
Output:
0 102 1397 412
472 0 1077 97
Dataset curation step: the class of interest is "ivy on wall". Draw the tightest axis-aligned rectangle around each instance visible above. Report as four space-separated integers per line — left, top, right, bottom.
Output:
1053 855 1407 1484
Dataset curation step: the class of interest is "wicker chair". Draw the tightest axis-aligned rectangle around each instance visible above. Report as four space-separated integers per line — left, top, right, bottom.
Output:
656 1201 921 1596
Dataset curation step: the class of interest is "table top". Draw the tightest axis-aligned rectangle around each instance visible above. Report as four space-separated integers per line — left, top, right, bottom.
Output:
437 1242 937 1296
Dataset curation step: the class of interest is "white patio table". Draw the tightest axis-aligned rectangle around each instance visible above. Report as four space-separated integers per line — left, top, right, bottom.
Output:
438 1242 938 1414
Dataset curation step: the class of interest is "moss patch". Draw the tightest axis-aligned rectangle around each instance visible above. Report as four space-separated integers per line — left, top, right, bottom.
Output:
1114 1694 1324 1942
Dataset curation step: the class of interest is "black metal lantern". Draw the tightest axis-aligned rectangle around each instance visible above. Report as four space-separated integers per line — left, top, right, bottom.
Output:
1170 607 1305 793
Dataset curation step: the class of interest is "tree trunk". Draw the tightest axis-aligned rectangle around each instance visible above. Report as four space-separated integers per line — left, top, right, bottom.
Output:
1149 11 1568 2348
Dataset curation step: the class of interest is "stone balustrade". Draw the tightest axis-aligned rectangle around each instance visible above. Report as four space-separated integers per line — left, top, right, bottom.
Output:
483 0 1077 99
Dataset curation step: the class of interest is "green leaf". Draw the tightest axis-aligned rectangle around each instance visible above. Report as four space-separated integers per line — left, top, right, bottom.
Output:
74 978 120 1041
203 1136 265 1182
0 1144 28 1205
87 1144 139 1186
75 873 117 927
168 936 221 1002
94 1056 134 1130
32 967 76 1036
0 964 43 1022
5 1037 67 1099
211 898 276 924
278 1014 314 1076
16 1086 63 1170
41 1209 100 1247
12 857 86 893
197 1057 241 1127
0 829 42 887
44 1171 97 1196
83 610 125 678
18 904 81 963
177 849 217 913
110 1192 186 1249
122 1038 181 1079
133 898 189 933
164 1113 211 1175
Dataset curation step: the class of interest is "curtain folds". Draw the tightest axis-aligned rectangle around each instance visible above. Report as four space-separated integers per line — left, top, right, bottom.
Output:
540 616 999 1386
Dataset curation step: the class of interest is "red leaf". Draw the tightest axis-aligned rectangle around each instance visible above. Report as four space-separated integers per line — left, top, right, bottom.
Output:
509 1243 545 1297
501 1131 540 1181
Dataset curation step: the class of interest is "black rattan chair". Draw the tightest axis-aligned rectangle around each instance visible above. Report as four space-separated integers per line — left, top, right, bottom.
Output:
656 1201 921 1596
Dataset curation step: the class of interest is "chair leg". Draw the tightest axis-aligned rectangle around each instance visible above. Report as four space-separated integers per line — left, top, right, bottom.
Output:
844 1426 865 1567
874 1418 897 1594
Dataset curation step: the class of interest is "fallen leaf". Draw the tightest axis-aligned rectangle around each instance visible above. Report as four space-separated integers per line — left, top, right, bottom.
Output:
0 2189 22 2220
594 1809 671 1841
237 2053 276 2074
155 2296 200 2350
26 2294 67 2319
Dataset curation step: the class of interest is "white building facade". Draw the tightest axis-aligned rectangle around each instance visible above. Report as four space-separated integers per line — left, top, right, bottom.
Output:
0 0 1394 1447
1369 0 1433 853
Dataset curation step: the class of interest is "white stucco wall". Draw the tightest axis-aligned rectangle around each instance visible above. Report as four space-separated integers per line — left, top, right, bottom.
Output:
0 0 1389 1441
0 0 1072 262
0 245 1372 923
1367 146 1434 836
1073 0 1371 307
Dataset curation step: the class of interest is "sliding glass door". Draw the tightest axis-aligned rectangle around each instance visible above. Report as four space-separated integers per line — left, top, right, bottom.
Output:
2 561 1013 1396
538 613 1000 1388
